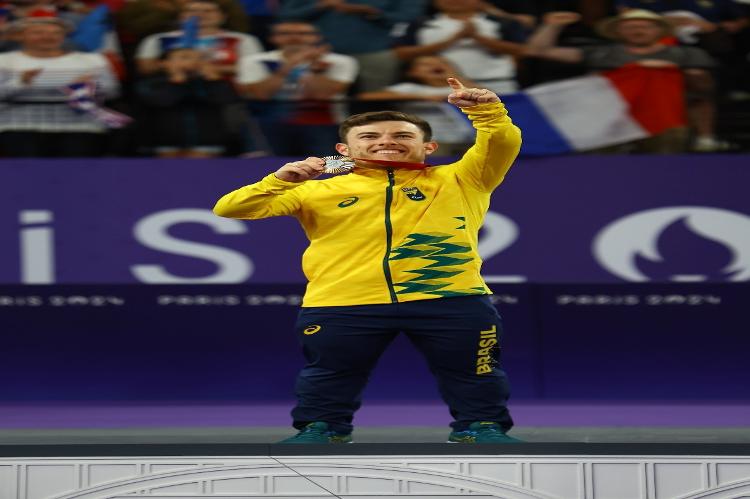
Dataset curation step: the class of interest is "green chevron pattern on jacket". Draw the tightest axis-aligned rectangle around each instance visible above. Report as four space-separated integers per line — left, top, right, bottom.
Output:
390 232 481 296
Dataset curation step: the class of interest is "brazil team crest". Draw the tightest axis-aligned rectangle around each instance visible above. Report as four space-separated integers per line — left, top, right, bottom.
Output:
402 187 426 201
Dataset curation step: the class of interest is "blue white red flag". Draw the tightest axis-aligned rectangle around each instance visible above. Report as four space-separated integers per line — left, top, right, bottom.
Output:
65 81 132 128
503 64 686 155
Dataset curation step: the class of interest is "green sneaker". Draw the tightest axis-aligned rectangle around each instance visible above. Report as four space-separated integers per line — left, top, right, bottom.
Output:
448 422 523 443
278 422 353 444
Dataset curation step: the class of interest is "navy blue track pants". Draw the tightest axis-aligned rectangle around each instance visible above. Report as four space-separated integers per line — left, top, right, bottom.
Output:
291 295 513 434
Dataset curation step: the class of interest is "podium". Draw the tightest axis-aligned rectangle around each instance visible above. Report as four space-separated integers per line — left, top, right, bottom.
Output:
3 437 750 498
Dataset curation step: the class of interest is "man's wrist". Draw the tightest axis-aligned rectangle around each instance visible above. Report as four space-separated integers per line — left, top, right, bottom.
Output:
272 172 300 184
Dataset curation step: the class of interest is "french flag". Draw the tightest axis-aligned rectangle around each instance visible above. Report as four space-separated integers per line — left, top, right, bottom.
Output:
504 64 686 155
65 82 132 128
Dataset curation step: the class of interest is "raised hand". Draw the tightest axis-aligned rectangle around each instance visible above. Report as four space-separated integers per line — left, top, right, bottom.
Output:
275 157 326 183
446 77 500 108
542 11 582 26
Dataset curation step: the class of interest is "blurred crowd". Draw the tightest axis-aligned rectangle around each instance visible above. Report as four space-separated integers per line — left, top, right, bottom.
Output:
1 0 749 158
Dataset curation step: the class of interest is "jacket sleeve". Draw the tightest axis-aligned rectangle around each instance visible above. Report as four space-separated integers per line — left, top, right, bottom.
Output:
453 101 522 193
213 173 307 219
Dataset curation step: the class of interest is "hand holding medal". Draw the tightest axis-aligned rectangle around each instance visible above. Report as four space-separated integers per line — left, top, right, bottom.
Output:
275 157 327 183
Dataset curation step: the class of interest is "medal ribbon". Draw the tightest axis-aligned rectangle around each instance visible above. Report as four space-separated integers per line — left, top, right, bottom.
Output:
351 158 428 170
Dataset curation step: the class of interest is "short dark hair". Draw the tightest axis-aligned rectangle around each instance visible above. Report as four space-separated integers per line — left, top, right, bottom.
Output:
339 111 433 143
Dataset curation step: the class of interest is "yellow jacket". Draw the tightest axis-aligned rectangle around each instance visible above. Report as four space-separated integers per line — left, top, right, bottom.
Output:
214 102 521 306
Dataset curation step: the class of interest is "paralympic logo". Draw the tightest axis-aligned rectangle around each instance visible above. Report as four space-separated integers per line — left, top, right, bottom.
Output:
593 206 750 282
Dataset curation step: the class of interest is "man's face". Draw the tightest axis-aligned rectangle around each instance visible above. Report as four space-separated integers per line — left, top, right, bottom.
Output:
336 121 438 164
21 23 66 51
181 2 224 29
270 23 321 49
615 19 665 46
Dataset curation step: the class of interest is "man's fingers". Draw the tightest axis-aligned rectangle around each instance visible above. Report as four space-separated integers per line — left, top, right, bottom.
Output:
288 159 325 176
277 159 325 182
304 156 326 167
288 165 319 179
448 85 500 107
293 163 321 175
477 93 500 103
447 77 465 90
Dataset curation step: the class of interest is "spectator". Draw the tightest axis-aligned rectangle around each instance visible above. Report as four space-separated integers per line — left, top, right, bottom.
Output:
278 0 426 92
395 0 526 95
358 55 479 154
0 15 120 156
0 3 72 52
616 0 750 95
525 9 725 152
615 0 747 32
4 1 94 29
117 0 249 40
134 0 262 76
237 20 358 156
135 46 240 157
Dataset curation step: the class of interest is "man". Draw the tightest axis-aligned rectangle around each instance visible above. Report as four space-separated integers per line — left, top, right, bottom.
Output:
615 0 749 101
213 78 522 444
236 21 358 156
134 0 262 76
524 9 721 153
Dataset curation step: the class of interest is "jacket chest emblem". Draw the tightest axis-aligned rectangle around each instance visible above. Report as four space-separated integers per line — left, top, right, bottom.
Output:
401 186 426 201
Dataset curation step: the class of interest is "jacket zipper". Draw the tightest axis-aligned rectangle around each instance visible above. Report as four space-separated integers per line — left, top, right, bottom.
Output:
382 169 398 303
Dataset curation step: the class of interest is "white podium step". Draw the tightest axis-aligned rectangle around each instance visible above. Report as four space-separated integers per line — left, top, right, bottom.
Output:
2 443 750 499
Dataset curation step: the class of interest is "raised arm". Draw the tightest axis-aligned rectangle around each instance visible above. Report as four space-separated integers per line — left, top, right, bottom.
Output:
524 11 584 63
447 78 521 192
